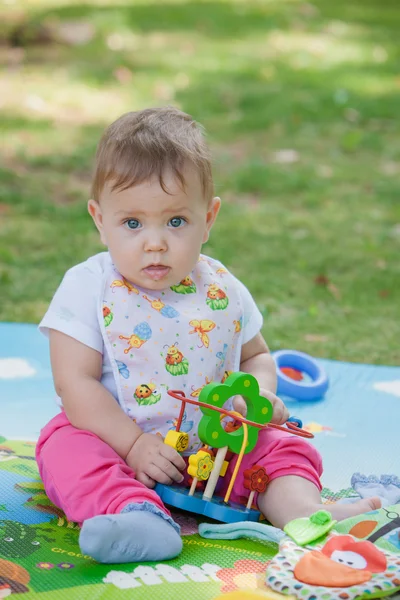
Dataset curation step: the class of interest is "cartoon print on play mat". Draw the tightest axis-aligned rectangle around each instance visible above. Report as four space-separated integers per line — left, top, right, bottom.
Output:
0 522 55 559
216 559 270 593
303 422 345 437
373 380 400 398
0 558 31 596
0 445 37 463
14 482 81 527
0 359 36 381
104 563 225 590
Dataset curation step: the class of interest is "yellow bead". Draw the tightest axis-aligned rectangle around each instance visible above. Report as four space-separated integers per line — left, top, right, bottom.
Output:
164 430 189 453
219 460 229 477
188 450 214 480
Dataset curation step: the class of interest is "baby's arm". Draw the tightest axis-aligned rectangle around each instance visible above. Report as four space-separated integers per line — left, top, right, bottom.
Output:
50 330 143 457
237 332 289 424
49 330 185 487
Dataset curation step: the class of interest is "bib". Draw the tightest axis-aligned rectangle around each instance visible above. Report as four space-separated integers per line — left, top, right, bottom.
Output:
99 256 244 454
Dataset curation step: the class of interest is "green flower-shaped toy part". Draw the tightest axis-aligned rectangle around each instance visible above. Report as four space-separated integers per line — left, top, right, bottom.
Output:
197 372 273 454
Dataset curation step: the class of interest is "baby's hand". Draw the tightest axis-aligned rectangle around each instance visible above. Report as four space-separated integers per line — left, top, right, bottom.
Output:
232 395 247 417
232 390 289 425
126 433 186 489
260 388 289 425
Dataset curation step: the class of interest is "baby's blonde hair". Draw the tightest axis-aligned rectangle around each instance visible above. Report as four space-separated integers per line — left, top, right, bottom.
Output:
92 106 214 202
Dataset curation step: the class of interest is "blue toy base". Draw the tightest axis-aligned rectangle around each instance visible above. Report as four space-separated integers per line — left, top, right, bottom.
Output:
155 483 261 524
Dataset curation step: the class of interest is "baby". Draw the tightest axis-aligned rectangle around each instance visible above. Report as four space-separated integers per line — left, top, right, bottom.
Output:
37 106 380 565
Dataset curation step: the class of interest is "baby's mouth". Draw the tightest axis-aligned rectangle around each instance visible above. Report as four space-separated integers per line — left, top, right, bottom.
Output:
143 265 171 280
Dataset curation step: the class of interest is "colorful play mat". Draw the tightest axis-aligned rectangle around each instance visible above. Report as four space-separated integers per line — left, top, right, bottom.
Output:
1 322 399 599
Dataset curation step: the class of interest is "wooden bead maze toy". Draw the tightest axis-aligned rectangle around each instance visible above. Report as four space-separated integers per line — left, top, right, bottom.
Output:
155 372 313 524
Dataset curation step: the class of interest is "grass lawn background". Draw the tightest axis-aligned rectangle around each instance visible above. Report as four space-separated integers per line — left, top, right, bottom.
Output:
0 0 399 365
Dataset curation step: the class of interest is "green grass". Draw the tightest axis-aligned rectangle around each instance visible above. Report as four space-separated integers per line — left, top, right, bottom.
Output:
1 0 399 364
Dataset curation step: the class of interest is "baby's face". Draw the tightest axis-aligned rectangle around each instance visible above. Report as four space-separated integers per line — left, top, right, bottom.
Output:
89 166 220 291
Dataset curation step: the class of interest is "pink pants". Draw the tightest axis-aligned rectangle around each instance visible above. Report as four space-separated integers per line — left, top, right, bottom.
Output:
36 412 322 524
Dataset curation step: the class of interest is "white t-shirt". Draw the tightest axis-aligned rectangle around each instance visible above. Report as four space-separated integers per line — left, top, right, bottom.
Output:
39 252 263 406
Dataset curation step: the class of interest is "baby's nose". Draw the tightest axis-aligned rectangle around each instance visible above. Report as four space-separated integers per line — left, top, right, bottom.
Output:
144 229 167 252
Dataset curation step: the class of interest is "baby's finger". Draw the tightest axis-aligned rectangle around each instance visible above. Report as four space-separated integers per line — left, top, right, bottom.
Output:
283 405 290 422
147 463 174 486
271 399 288 425
262 390 280 404
232 395 247 416
160 444 186 471
136 472 156 489
154 455 184 484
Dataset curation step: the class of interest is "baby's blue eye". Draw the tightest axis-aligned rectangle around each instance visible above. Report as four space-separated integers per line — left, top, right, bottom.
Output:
125 219 141 230
169 217 186 228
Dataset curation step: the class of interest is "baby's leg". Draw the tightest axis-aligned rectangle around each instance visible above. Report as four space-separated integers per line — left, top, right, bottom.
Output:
258 476 381 530
222 428 381 529
36 412 182 563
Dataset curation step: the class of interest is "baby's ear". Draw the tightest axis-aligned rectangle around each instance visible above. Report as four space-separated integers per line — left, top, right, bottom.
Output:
88 199 106 245
203 196 221 242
